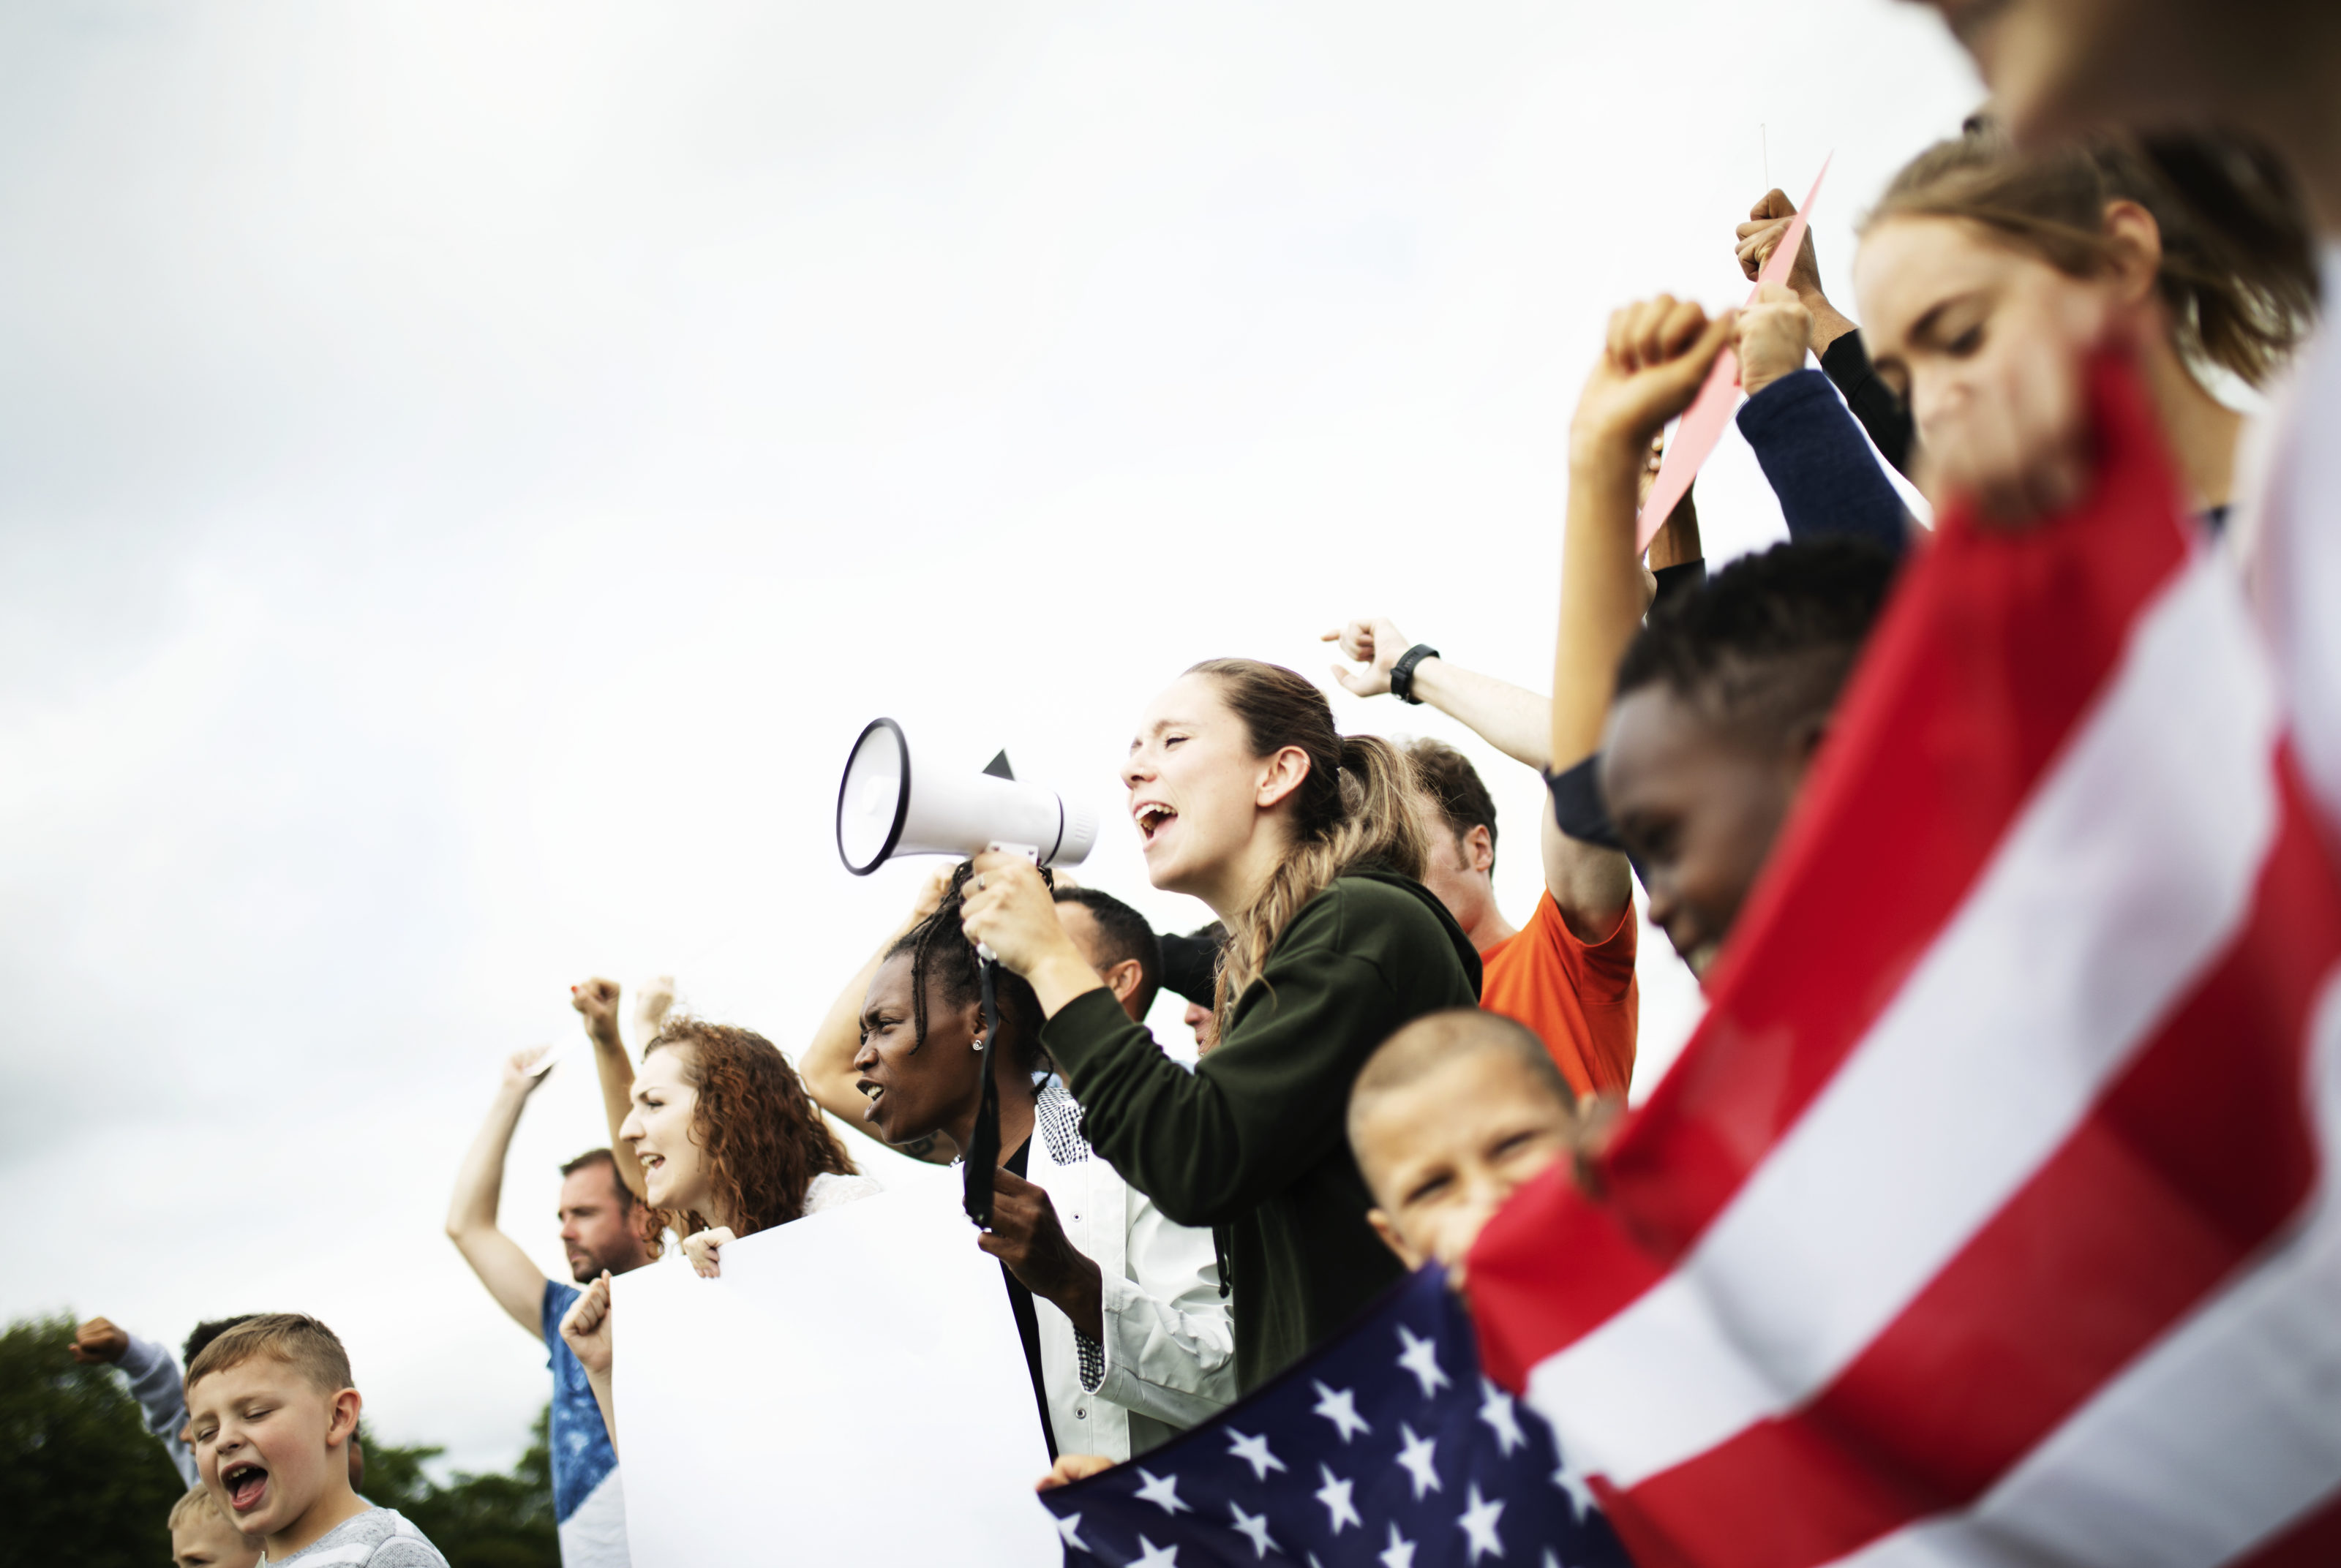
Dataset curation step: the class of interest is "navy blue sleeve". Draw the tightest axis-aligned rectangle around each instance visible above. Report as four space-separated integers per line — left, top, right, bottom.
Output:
1737 369 1909 557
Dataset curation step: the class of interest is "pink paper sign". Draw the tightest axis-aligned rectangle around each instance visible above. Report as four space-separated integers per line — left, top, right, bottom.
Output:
1635 157 1833 551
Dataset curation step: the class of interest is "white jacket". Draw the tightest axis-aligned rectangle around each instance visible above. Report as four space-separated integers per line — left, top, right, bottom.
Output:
1025 1082 1236 1460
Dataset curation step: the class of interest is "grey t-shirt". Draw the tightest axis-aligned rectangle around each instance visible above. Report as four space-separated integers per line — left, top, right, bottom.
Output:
262 1508 448 1567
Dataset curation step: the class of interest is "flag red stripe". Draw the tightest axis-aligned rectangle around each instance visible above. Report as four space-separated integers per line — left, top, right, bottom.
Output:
2230 1480 2341 1568
1609 761 2341 1567
1469 361 2198 1369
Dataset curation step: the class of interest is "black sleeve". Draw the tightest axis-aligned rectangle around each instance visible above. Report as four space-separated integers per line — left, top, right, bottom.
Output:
1546 756 1623 851
1819 329 1916 478
1157 926 1224 1007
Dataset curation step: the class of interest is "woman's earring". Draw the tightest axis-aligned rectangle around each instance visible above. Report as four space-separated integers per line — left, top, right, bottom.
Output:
972 1031 986 1053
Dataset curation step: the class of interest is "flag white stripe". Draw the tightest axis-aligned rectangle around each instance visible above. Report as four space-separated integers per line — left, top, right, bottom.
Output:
1528 553 2282 1488
1830 968 2341 1568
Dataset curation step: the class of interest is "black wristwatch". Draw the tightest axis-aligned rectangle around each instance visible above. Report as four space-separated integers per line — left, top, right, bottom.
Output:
1389 644 1440 704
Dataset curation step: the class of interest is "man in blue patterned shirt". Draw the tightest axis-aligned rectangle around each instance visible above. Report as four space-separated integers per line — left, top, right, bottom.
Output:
448 1047 653 1568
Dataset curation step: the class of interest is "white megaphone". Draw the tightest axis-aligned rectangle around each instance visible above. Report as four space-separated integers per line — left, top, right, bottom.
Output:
835 717 1098 876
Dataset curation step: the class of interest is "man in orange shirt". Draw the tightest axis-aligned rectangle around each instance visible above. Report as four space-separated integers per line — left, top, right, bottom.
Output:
1325 618 1638 1098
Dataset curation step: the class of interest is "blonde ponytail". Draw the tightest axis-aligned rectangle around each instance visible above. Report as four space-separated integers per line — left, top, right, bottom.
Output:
1185 660 1427 1028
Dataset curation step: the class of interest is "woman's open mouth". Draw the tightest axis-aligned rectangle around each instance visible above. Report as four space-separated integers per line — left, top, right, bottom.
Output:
222 1461 268 1513
1133 802 1177 846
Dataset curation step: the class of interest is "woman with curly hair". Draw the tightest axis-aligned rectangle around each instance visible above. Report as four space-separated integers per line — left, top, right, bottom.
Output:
558 1015 880 1451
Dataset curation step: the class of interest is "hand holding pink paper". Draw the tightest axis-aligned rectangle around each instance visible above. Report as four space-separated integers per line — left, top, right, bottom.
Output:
1635 157 1832 550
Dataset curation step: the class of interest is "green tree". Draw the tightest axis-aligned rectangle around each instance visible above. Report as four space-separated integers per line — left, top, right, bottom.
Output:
359 1409 557 1568
0 1314 186 1568
0 1313 559 1568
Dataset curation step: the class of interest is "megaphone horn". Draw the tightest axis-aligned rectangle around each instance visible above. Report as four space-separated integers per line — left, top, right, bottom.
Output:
835 718 1098 877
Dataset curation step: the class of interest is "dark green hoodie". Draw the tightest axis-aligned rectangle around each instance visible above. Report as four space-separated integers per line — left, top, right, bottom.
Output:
1040 869 1481 1390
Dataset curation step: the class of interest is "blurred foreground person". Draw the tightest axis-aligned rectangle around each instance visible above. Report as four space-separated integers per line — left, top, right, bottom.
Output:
446 1041 655 1568
961 658 1480 1390
1855 124 2315 532
1900 0 2341 859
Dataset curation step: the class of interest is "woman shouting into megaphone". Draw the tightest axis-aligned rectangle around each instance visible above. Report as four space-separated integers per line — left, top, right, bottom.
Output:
961 658 1481 1392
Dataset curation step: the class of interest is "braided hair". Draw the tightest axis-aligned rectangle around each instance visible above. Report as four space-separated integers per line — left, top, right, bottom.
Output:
884 860 1051 1074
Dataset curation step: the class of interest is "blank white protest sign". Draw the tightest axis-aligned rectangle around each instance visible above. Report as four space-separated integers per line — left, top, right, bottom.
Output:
611 1184 1059 1567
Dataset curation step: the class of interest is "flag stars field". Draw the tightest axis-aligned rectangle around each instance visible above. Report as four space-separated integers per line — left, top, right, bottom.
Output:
1396 1422 1443 1499
1316 1463 1362 1533
1397 1325 1452 1398
1478 1380 1528 1456
1313 1382 1372 1442
1458 1484 1507 1561
1228 1499 1280 1558
1228 1428 1287 1482
1037 1272 1632 1565
1134 1469 1191 1515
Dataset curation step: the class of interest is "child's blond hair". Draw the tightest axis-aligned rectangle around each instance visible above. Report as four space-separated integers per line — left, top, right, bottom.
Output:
184 1313 353 1396
168 1482 238 1534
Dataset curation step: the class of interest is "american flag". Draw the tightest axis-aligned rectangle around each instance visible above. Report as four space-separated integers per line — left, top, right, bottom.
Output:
1037 1266 1634 1567
1468 357 2341 1567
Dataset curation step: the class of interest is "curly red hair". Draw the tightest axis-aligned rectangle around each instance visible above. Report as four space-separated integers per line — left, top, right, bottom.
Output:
643 1017 856 1243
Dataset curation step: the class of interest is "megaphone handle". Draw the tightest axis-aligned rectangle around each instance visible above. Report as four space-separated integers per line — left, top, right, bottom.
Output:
974 843 1040 963
962 957 1005 1228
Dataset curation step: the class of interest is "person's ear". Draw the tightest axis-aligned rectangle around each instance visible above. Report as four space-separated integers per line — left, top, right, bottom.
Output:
327 1390 362 1449
2099 199 2164 309
1101 958 1143 1006
1367 1207 1426 1271
953 995 990 1052
1255 745 1314 812
1465 824 1495 876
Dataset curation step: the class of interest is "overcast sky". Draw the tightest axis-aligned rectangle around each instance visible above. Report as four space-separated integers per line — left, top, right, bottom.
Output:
0 1 1980 1476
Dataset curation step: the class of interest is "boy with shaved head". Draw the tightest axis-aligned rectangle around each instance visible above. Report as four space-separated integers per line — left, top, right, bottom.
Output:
1347 1008 1593 1283
184 1314 448 1567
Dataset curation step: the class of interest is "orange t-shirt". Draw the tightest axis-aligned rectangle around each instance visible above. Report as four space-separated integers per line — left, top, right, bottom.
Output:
1477 892 1638 1098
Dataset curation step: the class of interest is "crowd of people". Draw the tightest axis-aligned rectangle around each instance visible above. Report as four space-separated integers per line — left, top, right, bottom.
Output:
62 0 2341 1561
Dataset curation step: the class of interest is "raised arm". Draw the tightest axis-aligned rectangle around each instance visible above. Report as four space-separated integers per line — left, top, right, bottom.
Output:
445 1049 558 1336
73 1321 200 1488
1552 296 1737 773
1735 284 1912 555
1737 187 1916 475
798 868 958 1165
571 979 646 1202
1323 621 1631 941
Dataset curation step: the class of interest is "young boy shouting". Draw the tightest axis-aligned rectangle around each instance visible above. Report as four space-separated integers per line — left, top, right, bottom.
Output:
169 1483 260 1568
184 1314 449 1567
1347 1007 1593 1282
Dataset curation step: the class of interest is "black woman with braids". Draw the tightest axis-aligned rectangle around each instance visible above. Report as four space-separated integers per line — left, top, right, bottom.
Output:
841 862 1236 1467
